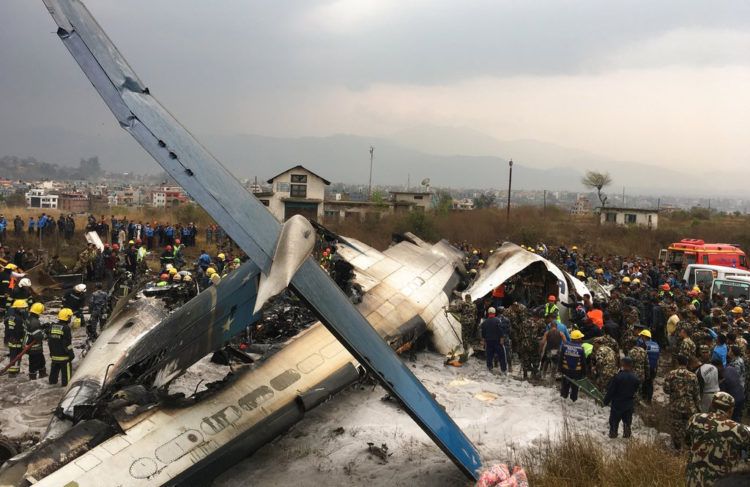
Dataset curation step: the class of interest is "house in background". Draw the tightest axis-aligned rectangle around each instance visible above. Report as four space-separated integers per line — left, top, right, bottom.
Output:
599 207 659 229
26 188 59 209
258 165 330 221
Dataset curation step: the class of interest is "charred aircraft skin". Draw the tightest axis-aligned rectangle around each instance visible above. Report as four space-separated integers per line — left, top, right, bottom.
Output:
0 238 466 486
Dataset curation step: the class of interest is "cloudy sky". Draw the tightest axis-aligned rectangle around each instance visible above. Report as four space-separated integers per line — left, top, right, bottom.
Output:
2 0 749 173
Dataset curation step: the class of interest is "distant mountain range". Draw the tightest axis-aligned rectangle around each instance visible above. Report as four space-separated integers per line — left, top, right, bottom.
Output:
0 125 739 197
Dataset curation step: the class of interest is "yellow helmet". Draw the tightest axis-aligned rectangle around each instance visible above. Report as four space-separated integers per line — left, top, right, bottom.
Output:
218 253 226 260
172 273 182 282
576 271 585 278
570 330 584 340
4 263 17 270
206 267 216 276
30 302 45 315
639 329 652 338
594 268 604 275
632 278 641 285
168 268 178 276
571 246 578 251
622 277 631 283
58 308 74 322
477 259 485 265
11 299 28 309
731 306 743 315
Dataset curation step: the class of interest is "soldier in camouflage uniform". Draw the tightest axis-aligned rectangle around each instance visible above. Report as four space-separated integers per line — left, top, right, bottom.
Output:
686 392 750 487
663 354 701 449
592 342 618 393
593 335 619 357
507 302 539 379
448 294 477 344
678 327 697 359
627 344 649 387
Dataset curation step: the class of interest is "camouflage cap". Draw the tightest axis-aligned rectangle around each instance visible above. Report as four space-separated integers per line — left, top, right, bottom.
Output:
710 391 735 412
699 344 710 354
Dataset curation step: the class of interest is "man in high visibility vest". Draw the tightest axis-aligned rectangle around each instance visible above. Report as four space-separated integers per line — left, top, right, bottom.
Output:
48 308 75 387
544 295 559 318
559 330 587 402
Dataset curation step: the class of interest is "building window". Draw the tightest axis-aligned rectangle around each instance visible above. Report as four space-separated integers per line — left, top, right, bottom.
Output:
625 213 637 224
260 200 269 207
413 195 424 200
290 184 307 198
291 174 308 183
605 212 617 223
277 182 290 193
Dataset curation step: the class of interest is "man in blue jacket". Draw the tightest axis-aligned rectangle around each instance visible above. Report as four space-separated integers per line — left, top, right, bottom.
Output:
604 356 641 438
559 330 587 401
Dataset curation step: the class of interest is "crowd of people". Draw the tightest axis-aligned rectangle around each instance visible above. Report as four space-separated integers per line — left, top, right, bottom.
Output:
450 243 749 486
1 216 247 390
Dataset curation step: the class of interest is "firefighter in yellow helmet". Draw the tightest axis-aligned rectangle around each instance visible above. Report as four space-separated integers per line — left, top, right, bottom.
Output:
27 302 46 379
48 308 75 387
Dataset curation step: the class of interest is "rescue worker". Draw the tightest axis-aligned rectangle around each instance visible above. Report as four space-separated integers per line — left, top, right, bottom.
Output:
448 294 477 344
592 340 618 393
215 253 227 275
64 283 89 340
544 295 559 318
480 307 504 373
0 263 16 314
124 240 138 276
48 308 75 387
89 283 109 333
172 239 185 268
628 339 649 395
559 329 587 402
678 327 697 359
160 245 175 268
604 356 640 438
508 302 539 379
663 354 701 449
637 329 660 402
685 392 750 487
26 302 47 380
4 299 28 377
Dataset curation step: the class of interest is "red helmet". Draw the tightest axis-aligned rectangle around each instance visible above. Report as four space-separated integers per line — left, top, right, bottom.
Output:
166 245 173 252
160 273 169 281
661 283 670 292
548 295 557 302
104 243 110 248
174 239 181 245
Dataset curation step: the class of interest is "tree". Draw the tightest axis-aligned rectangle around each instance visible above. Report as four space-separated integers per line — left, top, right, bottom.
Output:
434 190 453 214
473 192 496 209
582 170 612 208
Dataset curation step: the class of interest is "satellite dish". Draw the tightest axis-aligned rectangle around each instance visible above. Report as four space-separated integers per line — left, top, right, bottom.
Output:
421 178 430 186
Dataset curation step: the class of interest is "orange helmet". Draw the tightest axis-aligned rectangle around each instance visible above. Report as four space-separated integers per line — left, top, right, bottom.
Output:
548 295 557 302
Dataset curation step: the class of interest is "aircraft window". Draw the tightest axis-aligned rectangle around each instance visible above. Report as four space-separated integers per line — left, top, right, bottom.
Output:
238 386 274 412
270 369 302 391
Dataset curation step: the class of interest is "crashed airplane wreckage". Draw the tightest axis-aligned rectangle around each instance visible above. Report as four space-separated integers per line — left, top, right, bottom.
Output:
1 1 483 484
463 242 595 322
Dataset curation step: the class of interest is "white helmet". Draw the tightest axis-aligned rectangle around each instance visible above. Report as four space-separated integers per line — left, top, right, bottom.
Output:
18 278 31 288
74 283 87 293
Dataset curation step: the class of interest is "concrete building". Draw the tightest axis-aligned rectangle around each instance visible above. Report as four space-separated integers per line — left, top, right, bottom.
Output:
26 188 58 209
599 207 659 229
388 191 433 212
570 196 593 217
452 198 475 211
58 192 89 213
258 165 330 221
151 186 188 208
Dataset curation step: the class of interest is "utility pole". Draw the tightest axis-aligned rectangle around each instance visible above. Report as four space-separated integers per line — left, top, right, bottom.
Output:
506 159 513 223
622 186 625 206
543 189 547 213
368 146 374 200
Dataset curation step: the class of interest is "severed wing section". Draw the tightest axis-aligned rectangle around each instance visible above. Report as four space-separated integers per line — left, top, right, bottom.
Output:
40 0 481 479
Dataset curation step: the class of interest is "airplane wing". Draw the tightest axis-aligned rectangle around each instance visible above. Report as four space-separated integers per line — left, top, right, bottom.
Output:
565 272 593 300
40 0 481 479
